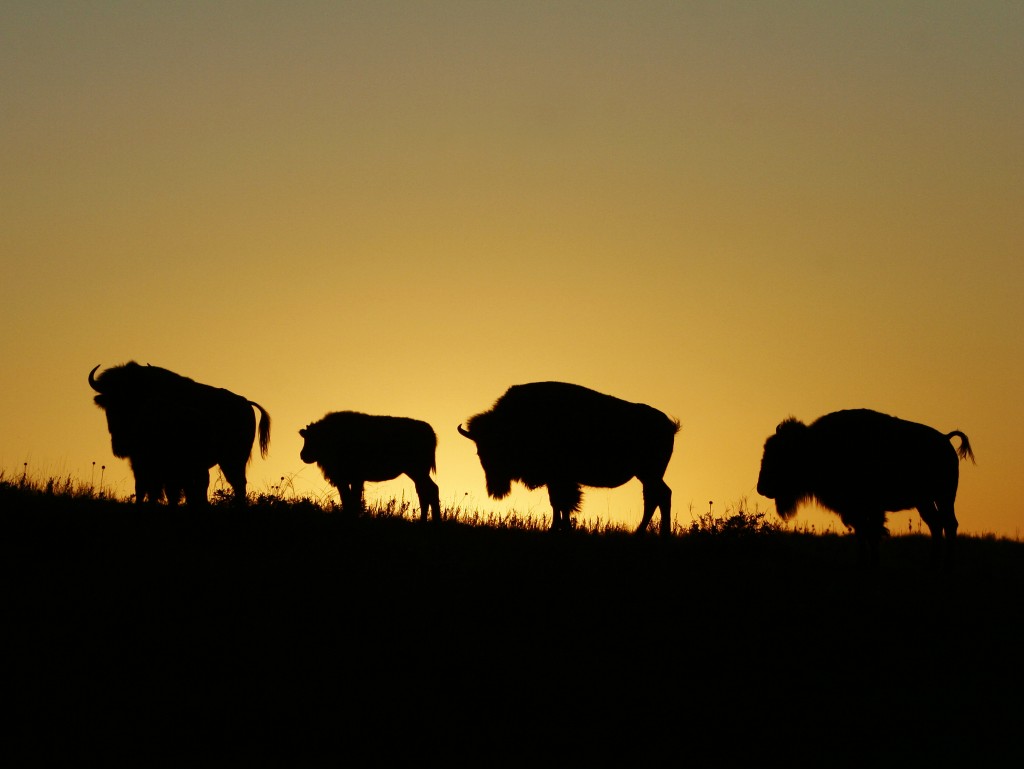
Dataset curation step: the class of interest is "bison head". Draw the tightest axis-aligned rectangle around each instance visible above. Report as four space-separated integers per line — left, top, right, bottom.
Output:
89 362 150 397
757 417 812 520
458 421 514 500
298 425 322 465
89 365 114 416
91 364 140 457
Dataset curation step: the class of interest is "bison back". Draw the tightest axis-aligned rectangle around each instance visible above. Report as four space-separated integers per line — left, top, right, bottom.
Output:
809 409 962 512
486 382 678 479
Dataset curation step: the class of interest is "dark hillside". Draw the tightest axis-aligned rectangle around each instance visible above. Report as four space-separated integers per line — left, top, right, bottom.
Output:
5 485 1023 766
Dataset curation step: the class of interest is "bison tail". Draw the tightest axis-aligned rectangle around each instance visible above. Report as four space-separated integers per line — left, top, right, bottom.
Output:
947 430 975 464
251 401 272 459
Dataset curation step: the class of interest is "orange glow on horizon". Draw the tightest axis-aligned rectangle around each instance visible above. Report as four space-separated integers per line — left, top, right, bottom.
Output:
1 3 1021 538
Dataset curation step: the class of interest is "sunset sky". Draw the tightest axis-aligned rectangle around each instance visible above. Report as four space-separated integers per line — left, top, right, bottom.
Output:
3 2 1021 538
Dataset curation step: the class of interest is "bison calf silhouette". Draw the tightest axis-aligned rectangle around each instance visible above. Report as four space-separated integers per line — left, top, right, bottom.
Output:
89 362 271 505
757 408 974 564
299 411 441 521
458 381 680 535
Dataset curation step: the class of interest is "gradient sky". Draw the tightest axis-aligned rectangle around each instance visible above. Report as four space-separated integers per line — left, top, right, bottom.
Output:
3 2 1021 537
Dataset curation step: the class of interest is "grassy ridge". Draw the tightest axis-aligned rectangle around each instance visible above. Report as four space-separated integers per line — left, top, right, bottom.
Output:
5 479 1023 766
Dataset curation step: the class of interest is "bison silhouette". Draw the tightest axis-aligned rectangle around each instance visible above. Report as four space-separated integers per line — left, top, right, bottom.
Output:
458 381 680 535
299 411 441 521
89 362 271 505
757 408 974 564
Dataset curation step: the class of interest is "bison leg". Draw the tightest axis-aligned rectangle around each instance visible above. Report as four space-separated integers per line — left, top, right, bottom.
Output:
547 483 582 531
846 509 887 565
182 467 211 506
165 482 183 507
219 459 249 505
413 475 441 522
133 477 154 504
162 468 191 507
917 499 958 567
339 481 365 516
939 499 958 567
638 478 672 536
130 462 163 505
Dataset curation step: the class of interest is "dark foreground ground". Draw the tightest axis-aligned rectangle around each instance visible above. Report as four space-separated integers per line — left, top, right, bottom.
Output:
5 488 1023 767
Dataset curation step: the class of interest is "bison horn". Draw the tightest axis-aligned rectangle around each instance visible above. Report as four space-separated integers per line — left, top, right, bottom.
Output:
88 364 103 392
457 424 472 439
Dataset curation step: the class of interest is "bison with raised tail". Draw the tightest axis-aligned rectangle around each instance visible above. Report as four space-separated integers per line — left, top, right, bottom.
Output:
299 411 441 521
458 382 680 535
756 408 975 564
89 362 271 505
